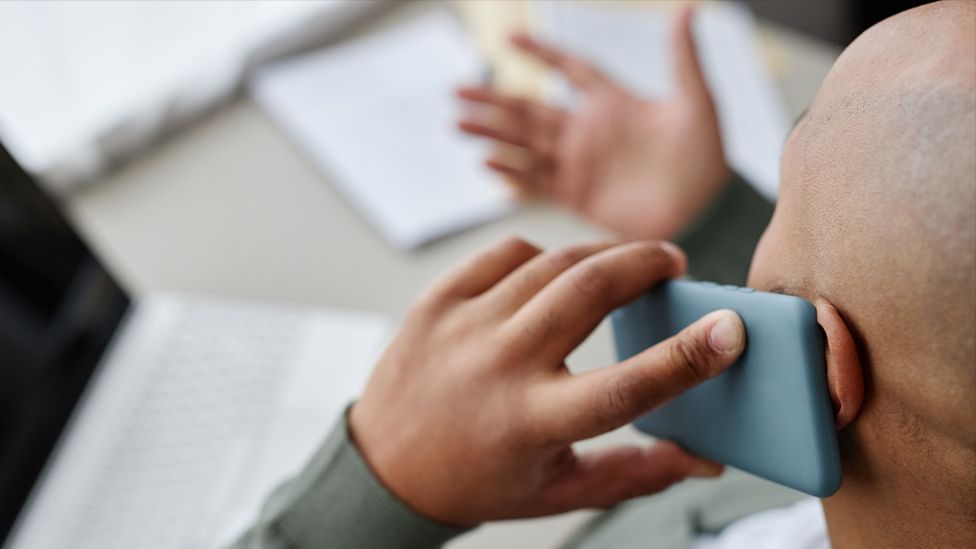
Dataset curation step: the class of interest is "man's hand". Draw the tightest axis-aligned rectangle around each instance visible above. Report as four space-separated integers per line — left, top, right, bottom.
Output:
457 7 728 240
350 238 746 526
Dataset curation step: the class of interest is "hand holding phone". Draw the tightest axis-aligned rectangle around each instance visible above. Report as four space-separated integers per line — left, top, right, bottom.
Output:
612 280 841 496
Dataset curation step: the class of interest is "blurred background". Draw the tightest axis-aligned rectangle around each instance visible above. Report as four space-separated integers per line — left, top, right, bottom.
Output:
744 0 926 44
0 1 928 548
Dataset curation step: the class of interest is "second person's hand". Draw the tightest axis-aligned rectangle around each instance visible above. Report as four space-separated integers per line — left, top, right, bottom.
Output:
457 6 728 240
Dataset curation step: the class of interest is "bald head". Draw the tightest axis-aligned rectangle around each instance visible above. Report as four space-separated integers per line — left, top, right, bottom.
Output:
750 0 975 446
745 4 975 545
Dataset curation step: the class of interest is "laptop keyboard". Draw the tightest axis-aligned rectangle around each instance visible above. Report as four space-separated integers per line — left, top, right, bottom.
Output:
67 302 307 549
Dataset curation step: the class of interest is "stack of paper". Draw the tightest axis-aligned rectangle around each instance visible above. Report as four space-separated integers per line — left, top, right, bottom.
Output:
250 12 514 250
534 1 790 199
0 0 387 191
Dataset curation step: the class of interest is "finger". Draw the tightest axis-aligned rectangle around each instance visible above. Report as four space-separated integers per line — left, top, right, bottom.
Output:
425 237 542 301
511 33 610 90
485 158 537 191
485 146 557 194
456 86 531 111
508 241 688 362
554 309 745 441
458 119 532 148
480 240 625 314
457 86 567 131
534 442 723 514
486 157 530 179
671 4 710 100
458 97 566 156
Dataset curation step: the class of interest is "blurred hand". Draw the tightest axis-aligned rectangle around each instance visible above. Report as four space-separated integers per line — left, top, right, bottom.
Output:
457 7 728 240
350 237 746 526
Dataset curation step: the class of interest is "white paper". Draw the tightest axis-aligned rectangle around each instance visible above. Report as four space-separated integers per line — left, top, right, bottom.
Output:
250 11 514 250
0 0 385 191
534 1 790 199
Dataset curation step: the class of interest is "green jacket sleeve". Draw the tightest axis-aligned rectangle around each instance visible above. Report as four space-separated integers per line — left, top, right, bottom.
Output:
230 173 773 549
675 172 775 285
229 409 470 549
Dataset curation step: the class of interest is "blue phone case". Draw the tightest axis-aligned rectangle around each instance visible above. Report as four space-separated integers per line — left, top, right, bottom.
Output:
611 280 841 497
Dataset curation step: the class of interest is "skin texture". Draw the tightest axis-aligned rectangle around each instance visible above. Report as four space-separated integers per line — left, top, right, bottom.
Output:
349 5 744 526
350 238 745 526
748 2 976 547
348 6 743 529
456 6 728 240
350 1 974 544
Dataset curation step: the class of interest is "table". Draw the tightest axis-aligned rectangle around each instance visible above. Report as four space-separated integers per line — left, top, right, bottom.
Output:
64 2 838 547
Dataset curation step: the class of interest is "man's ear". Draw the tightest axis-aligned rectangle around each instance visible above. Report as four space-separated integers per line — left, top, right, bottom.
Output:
814 300 864 430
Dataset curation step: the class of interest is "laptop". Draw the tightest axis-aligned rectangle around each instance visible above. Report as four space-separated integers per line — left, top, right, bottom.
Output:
0 143 390 548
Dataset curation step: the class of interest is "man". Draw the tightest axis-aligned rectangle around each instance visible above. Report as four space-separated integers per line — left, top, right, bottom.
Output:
234 2 975 547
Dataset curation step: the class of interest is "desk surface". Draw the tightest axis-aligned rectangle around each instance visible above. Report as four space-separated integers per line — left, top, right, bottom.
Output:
65 3 838 547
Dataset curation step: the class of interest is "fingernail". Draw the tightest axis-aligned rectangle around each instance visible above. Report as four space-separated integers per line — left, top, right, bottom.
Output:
659 241 687 272
689 460 725 478
658 240 682 259
708 310 744 353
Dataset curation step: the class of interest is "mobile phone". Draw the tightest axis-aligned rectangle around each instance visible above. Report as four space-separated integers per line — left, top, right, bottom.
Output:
611 279 841 497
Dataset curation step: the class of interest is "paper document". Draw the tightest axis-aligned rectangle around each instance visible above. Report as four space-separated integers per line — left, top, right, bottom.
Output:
250 11 514 250
0 0 386 191
534 1 790 199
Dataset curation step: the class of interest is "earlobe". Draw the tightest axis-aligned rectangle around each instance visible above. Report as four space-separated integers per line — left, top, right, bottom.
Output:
814 300 864 430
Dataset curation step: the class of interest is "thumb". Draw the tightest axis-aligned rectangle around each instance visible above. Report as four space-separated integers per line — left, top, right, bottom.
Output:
671 4 711 101
535 442 724 513
555 309 745 441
